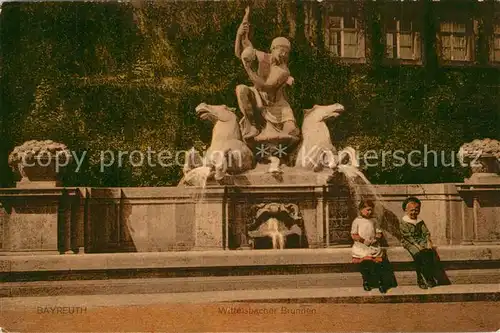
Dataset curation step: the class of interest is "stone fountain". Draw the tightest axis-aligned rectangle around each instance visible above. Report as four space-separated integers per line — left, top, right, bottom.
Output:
178 8 365 250
4 7 498 255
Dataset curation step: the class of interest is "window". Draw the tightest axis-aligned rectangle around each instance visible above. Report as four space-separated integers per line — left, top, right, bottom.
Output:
491 24 500 63
385 19 421 61
439 21 471 61
327 14 364 59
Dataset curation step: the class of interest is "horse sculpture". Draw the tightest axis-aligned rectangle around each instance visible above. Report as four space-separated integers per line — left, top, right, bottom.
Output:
183 103 254 182
295 103 348 172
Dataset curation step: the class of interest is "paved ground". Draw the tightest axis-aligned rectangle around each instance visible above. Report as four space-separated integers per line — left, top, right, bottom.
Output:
2 301 500 332
2 246 499 332
2 284 500 332
3 269 499 297
2 284 500 306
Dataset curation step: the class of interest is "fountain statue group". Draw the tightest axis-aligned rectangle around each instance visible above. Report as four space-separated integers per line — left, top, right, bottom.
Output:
182 7 355 187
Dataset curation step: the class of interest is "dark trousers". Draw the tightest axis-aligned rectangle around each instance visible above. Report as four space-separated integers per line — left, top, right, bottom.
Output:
359 260 387 288
413 249 438 284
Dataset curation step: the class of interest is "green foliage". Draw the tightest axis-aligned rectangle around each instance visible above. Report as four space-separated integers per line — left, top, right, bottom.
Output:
0 1 498 187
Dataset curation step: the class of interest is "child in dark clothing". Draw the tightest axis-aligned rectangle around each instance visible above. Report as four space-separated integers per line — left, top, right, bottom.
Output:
399 197 441 289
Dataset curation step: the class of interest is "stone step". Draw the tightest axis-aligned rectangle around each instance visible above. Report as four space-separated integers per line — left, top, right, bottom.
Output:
2 269 499 298
2 246 500 282
2 284 500 309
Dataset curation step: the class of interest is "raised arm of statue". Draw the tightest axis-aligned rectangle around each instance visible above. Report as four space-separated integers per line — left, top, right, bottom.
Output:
235 7 253 59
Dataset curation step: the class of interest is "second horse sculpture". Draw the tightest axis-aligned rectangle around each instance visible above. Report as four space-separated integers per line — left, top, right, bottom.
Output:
295 103 346 172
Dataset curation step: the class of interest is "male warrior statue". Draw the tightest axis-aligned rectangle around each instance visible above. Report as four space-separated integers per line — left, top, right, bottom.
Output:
234 7 300 144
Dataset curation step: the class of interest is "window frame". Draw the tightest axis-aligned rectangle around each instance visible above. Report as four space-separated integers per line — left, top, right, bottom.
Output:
384 19 422 63
437 20 475 63
326 14 365 63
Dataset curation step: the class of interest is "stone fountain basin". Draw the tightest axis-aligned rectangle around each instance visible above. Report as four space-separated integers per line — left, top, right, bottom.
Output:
200 163 336 186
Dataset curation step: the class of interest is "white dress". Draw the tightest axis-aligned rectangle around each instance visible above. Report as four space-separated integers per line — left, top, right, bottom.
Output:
351 217 383 259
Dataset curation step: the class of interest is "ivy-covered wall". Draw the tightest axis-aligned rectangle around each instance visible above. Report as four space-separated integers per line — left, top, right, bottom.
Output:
0 0 498 187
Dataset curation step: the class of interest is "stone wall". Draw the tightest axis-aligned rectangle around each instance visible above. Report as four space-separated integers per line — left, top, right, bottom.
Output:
86 187 224 253
0 188 84 255
0 183 498 254
373 184 464 246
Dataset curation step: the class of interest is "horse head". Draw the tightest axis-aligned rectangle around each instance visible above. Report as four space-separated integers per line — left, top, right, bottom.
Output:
302 103 345 125
295 103 346 171
195 103 242 142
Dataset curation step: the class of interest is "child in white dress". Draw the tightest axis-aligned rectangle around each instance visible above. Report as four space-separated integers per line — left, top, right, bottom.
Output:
351 200 388 293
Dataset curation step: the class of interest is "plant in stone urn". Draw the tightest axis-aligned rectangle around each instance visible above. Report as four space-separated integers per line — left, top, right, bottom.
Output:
8 140 72 186
459 138 500 183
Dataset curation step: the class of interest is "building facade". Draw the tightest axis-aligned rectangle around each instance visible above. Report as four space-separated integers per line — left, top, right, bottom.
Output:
302 0 500 67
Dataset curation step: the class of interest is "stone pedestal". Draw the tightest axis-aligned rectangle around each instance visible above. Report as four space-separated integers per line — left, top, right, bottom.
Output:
192 189 225 250
466 173 500 184
456 183 500 245
0 188 84 254
457 152 500 245
466 155 500 184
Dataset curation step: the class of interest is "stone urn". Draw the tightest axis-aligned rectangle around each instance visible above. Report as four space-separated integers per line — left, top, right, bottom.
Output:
459 139 500 184
8 140 72 188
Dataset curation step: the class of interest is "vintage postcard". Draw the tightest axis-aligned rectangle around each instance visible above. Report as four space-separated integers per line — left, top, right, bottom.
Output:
1 0 499 332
